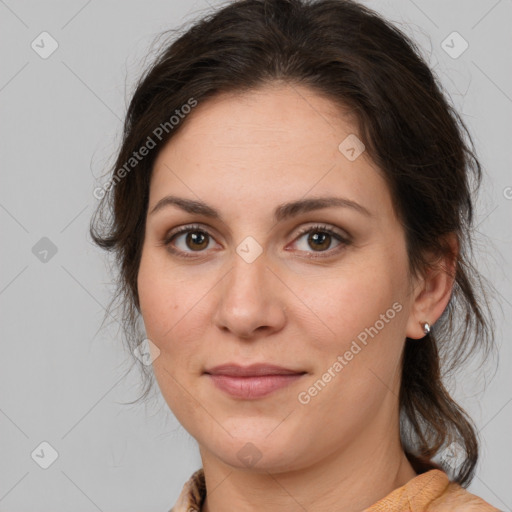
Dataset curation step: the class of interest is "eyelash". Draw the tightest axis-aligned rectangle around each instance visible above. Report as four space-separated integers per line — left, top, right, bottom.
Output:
162 223 351 260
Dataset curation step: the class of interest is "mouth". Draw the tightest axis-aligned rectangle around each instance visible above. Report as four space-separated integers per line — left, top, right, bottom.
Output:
204 363 307 399
204 363 306 377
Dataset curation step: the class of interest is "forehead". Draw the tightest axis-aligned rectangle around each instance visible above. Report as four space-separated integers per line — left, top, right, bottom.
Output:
149 84 394 222
162 83 360 156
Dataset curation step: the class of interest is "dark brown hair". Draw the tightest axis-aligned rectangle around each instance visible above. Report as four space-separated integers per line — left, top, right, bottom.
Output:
90 0 497 486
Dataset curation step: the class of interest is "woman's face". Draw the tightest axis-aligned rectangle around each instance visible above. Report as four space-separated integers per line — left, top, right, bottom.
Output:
137 83 421 472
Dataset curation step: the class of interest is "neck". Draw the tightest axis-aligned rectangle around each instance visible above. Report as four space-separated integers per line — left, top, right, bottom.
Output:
199 417 418 512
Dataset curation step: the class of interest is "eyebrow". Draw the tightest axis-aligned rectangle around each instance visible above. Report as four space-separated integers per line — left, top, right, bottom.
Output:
149 195 372 222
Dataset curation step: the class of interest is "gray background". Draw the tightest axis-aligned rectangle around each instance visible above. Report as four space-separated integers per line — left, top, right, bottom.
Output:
1 0 511 510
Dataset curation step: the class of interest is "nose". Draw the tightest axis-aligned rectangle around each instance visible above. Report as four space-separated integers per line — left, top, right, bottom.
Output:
212 253 287 340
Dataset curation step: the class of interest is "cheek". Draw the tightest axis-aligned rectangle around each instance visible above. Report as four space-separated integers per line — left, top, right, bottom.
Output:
298 258 403 348
137 256 205 423
137 252 183 345
294 252 409 407
137 252 213 372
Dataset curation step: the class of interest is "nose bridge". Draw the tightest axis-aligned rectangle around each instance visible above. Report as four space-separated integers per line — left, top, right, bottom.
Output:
213 245 286 337
225 247 270 307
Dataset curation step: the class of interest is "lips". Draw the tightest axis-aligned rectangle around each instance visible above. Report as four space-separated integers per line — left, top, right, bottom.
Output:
204 363 306 377
204 363 307 399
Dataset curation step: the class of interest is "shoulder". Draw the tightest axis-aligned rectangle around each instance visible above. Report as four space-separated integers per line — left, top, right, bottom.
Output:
426 480 502 511
169 468 205 512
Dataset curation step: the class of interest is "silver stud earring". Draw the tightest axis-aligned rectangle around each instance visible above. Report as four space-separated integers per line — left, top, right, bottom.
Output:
421 322 431 335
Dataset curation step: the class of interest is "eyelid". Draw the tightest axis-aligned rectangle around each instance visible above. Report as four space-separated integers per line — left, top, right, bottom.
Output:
292 223 352 243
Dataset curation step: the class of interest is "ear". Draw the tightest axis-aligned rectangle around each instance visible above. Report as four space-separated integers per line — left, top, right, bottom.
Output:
405 234 458 340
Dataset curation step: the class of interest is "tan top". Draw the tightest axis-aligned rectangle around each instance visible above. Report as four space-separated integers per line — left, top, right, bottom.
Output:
169 466 501 512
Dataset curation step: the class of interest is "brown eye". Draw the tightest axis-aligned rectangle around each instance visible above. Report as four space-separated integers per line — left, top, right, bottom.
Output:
291 224 351 258
163 225 217 257
184 231 209 251
163 223 351 260
306 231 332 251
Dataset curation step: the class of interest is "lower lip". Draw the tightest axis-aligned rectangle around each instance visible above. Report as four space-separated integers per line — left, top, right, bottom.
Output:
206 373 305 399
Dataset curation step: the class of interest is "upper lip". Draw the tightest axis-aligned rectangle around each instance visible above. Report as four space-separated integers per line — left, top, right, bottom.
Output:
204 363 306 377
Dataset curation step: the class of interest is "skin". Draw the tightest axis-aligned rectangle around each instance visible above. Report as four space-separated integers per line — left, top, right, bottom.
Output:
137 82 456 512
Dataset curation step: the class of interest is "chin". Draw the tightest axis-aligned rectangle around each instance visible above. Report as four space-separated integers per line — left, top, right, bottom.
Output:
200 427 311 474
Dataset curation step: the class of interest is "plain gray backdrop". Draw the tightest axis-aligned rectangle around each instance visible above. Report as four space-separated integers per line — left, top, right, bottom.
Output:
1 0 511 510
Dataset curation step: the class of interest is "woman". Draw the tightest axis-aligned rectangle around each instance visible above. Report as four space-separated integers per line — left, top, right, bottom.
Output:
90 0 501 510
